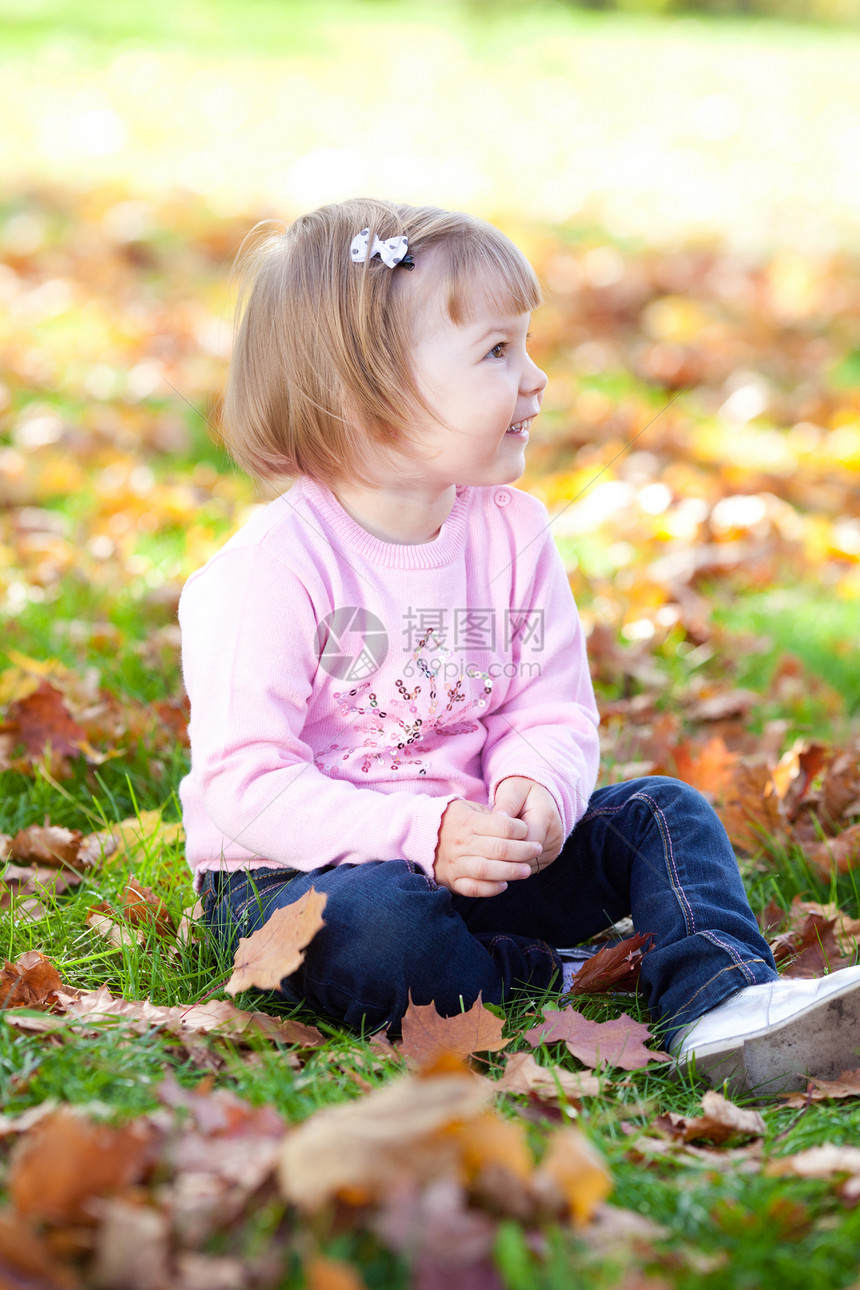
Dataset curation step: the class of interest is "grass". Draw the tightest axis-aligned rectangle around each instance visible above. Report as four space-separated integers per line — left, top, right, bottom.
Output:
2 562 860 1284
1 0 858 61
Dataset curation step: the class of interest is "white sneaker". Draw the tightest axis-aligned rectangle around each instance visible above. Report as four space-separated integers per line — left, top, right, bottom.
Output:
670 965 860 1096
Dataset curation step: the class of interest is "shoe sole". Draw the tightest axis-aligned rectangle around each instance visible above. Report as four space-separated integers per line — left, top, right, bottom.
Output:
681 975 860 1098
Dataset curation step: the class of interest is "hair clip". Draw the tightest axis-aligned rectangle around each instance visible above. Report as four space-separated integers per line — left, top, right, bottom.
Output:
350 228 413 270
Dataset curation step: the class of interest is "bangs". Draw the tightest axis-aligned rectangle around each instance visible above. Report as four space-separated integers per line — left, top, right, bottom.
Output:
440 236 541 325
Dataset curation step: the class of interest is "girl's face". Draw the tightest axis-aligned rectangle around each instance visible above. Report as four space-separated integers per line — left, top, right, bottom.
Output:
396 262 548 490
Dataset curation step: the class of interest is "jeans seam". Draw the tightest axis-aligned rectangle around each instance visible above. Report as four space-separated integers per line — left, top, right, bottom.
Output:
577 795 697 937
632 790 697 937
699 930 758 985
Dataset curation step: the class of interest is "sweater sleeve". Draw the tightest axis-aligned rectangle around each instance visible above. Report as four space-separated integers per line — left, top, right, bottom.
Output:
481 526 600 838
179 546 458 877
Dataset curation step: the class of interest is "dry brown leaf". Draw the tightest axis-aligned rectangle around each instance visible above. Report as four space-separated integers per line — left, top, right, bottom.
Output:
820 745 860 829
0 949 65 1009
685 688 759 723
85 903 144 951
9 1107 157 1224
494 1051 601 1101
9 824 84 869
669 736 738 798
225 887 327 995
0 680 87 775
43 983 322 1050
122 875 176 939
766 1143 860 1180
372 1178 500 1283
524 1007 669 1071
780 1068 860 1108
91 1199 170 1290
278 1059 492 1210
157 1074 286 1139
578 1201 671 1259
306 1256 368 1290
719 759 787 854
400 993 509 1067
785 898 860 957
771 911 853 979
534 1127 611 1224
79 811 185 870
0 1208 79 1289
804 823 860 878
453 1110 533 1186
565 933 653 996
173 1253 252 1290
654 1090 766 1143
771 739 828 817
0 1102 62 1139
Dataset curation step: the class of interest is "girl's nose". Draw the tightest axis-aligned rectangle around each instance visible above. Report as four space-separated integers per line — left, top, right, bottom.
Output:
523 356 548 397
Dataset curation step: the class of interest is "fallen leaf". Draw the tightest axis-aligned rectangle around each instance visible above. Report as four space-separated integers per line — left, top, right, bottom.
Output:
225 887 327 995
494 1051 601 1101
306 1256 368 1290
766 1143 860 1180
373 1177 499 1283
565 933 653 996
771 739 828 817
122 875 176 939
578 1201 671 1258
669 736 738 798
653 1090 766 1143
0 1102 61 1138
769 912 852 978
804 823 860 878
9 824 84 869
9 1107 157 1224
534 1127 612 1224
400 993 510 1067
0 680 88 775
157 1074 285 1139
719 759 787 854
820 745 860 829
41 983 322 1049
0 950 65 1009
0 1208 79 1289
173 1253 252 1290
85 903 144 951
524 1007 670 1071
788 899 860 956
91 1199 170 1290
278 1058 492 1210
780 1069 860 1108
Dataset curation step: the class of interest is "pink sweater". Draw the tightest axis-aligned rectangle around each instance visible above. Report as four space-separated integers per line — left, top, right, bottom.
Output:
178 476 600 891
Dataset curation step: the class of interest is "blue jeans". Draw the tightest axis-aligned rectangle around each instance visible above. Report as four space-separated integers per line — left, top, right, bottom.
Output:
200 776 778 1044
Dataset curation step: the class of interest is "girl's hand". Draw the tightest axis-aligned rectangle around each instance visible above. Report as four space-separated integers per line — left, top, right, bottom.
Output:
492 776 564 875
434 798 543 898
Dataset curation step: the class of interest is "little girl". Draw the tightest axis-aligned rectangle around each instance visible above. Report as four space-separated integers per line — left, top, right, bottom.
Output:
180 197 860 1096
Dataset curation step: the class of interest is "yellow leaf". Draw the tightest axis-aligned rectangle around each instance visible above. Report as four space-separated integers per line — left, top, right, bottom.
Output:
449 1111 533 1183
225 888 327 995
537 1128 611 1224
306 1257 367 1290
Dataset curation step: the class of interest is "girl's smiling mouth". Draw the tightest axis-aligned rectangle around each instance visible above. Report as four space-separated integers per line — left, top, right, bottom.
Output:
505 418 533 436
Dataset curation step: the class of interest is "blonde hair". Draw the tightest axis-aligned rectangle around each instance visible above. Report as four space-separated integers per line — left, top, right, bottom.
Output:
221 197 541 488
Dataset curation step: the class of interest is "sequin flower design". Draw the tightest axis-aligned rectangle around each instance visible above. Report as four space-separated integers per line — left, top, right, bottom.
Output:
314 628 495 779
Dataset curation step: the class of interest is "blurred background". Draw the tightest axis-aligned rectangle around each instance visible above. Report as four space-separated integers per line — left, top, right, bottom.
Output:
0 0 858 827
3 0 860 251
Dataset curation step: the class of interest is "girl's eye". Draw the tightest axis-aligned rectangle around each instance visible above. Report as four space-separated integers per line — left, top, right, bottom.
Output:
487 343 506 359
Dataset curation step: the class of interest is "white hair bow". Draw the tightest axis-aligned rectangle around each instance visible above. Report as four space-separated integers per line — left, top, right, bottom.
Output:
349 227 413 269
